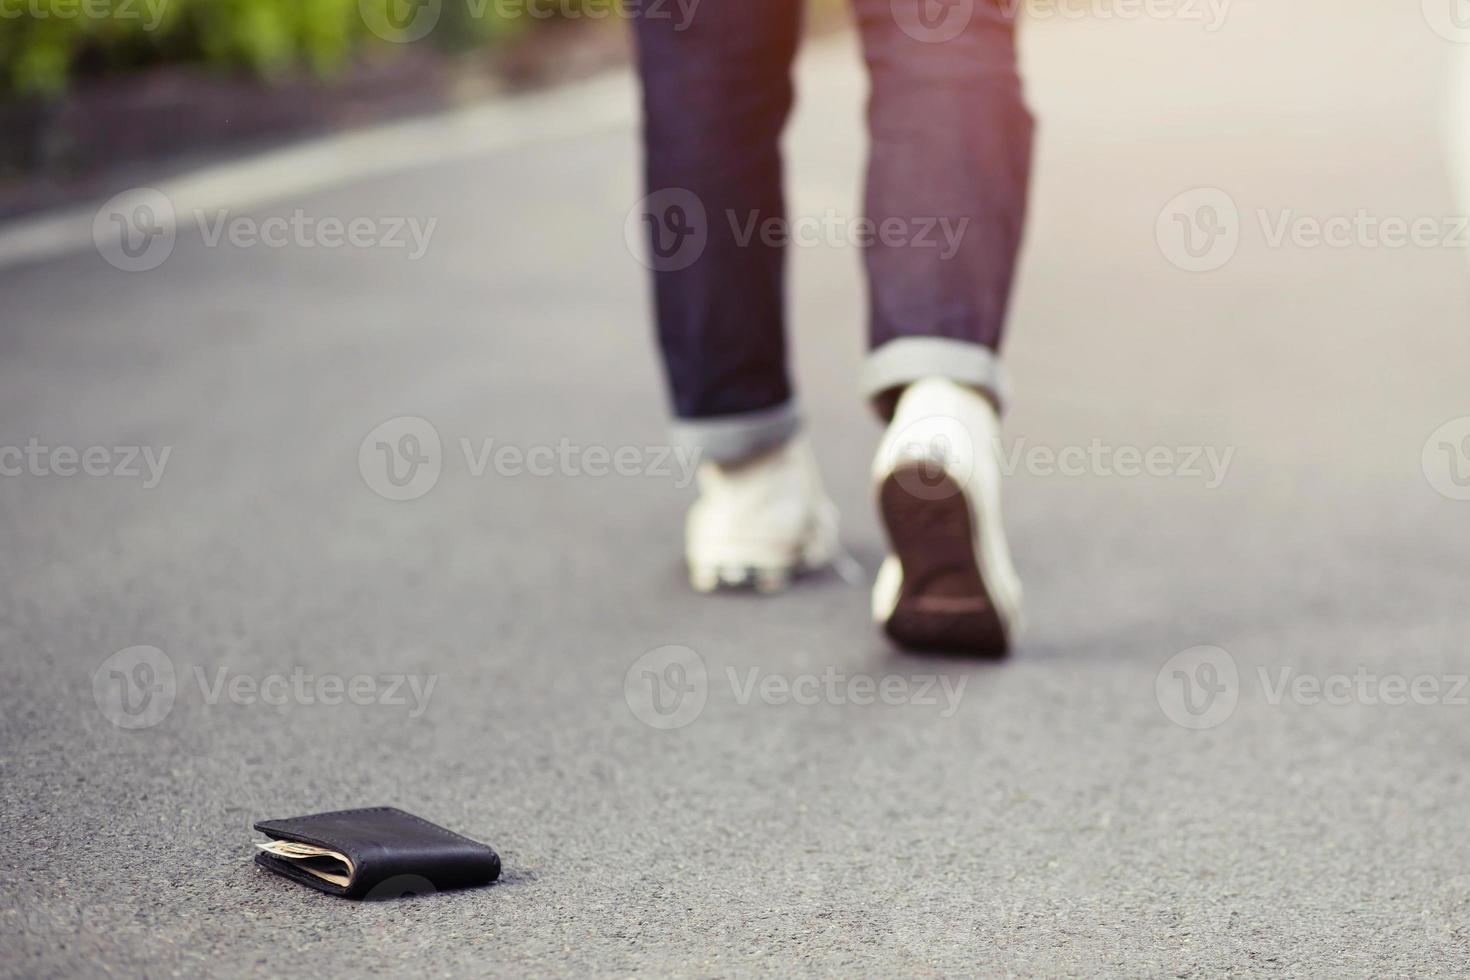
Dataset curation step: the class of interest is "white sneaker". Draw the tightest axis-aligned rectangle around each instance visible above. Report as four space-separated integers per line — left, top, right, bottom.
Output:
686 435 840 593
870 378 1024 654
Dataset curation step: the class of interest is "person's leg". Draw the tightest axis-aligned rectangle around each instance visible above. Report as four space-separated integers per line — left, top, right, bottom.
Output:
634 2 838 592
852 0 1034 653
632 0 805 464
850 0 1033 412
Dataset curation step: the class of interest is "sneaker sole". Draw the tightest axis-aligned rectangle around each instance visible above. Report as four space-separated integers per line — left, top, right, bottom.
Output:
877 464 1010 656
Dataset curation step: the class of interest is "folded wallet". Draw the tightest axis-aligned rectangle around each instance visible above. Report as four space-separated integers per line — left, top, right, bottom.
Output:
253 806 501 899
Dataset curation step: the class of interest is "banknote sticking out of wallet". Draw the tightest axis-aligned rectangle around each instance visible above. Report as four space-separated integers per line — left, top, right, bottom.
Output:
254 839 354 887
252 806 501 899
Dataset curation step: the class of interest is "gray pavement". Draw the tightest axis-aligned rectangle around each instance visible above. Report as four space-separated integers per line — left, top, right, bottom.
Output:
4 2 1470 976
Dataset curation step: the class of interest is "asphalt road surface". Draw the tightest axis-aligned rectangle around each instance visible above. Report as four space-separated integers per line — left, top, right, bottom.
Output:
4 2 1470 976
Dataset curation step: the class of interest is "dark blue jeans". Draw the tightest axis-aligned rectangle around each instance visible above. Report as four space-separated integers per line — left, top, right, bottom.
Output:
634 0 1033 462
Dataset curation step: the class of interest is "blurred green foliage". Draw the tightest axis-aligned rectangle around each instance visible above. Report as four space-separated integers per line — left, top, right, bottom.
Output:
0 0 526 99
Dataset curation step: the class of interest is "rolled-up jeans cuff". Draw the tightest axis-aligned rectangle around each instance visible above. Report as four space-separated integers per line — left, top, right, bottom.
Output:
861 338 1011 415
670 401 800 466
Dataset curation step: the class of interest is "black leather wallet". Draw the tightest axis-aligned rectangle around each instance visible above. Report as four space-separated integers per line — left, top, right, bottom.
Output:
253 806 500 899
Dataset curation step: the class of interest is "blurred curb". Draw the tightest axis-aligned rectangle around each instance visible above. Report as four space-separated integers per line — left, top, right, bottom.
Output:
0 66 636 272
